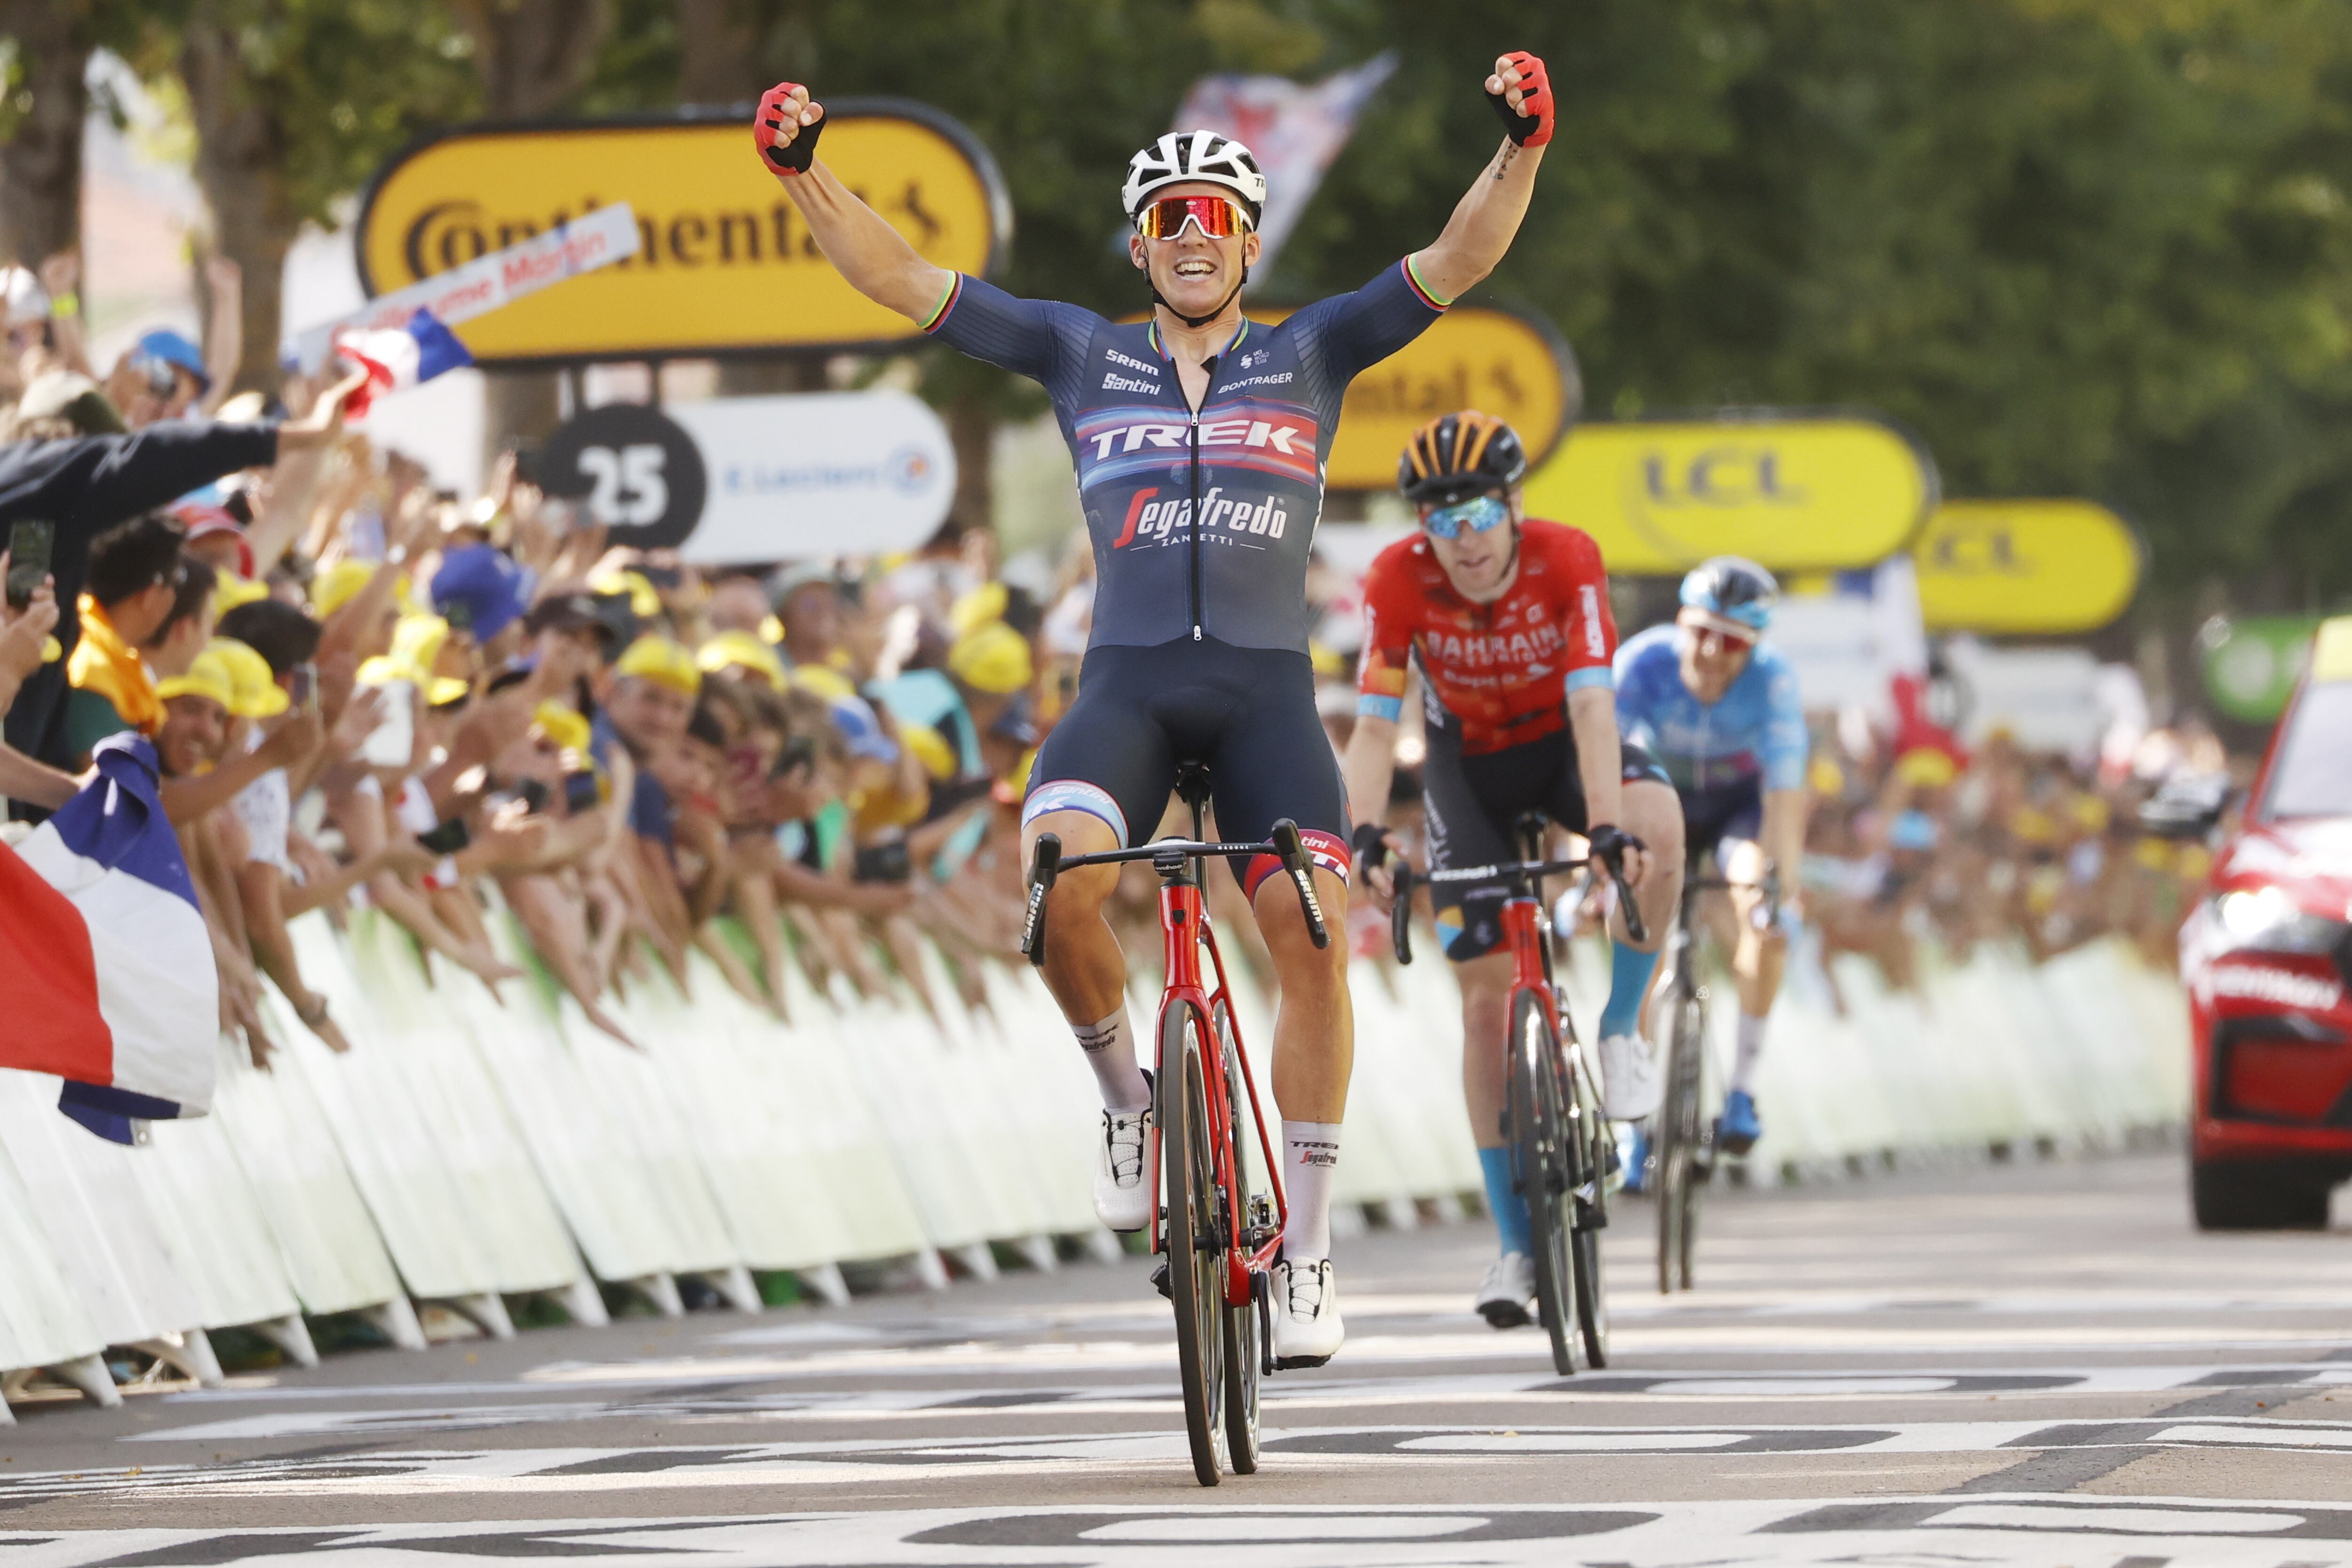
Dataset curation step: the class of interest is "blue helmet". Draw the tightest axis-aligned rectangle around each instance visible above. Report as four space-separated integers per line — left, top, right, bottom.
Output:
1678 556 1778 634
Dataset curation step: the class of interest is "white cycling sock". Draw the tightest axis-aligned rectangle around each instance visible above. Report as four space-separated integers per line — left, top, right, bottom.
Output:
1074 1008 1152 1113
1729 1012 1767 1095
1279 1121 1342 1263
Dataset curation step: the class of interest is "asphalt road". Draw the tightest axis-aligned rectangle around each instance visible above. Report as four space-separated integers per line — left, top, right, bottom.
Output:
5 1152 2352 1566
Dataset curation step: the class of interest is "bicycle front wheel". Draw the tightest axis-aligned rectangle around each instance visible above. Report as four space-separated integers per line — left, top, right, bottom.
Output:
1214 1004 1261 1475
1566 1041 1612 1368
1509 990 1577 1377
1160 1004 1226 1486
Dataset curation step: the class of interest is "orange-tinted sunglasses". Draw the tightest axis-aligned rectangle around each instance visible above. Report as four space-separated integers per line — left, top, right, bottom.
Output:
1135 194 1254 241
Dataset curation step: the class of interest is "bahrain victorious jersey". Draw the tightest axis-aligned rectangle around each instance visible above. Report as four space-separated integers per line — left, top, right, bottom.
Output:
924 259 1448 652
1357 519 1620 756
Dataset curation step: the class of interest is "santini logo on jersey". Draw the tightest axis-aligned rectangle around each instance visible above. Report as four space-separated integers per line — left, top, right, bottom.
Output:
1113 485 1291 548
1101 371 1159 394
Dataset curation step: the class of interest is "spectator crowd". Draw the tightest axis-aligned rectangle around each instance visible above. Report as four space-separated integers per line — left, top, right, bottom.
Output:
0 255 2227 1077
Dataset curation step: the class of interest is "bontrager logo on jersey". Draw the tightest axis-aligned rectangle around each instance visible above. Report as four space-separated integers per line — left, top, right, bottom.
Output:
1113 485 1291 548
1580 585 1604 660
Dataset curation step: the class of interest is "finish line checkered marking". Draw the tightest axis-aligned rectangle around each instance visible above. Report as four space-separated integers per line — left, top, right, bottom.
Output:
14 1416 2352 1495
2 1497 2351 1567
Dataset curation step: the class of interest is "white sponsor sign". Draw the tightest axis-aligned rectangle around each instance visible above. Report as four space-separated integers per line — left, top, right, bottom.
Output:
667 390 956 563
289 202 640 374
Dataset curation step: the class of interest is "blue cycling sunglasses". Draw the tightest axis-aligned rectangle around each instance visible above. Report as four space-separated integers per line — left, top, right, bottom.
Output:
1420 494 1510 540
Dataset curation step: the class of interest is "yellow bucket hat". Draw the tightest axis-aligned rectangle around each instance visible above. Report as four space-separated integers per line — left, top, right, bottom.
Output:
390 613 452 676
790 663 857 702
1893 747 1958 789
947 621 1033 696
901 721 957 781
214 566 270 613
210 637 290 718
615 634 702 696
697 629 787 692
426 676 471 707
588 568 663 619
532 699 592 755
950 581 1008 637
156 647 236 711
310 559 379 620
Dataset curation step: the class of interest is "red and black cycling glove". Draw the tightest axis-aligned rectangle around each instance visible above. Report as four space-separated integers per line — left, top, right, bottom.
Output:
1485 50 1555 148
755 82 825 175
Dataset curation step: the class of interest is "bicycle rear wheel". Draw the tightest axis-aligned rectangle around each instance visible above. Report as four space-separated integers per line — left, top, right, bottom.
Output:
1159 1005 1226 1486
1565 1041 1612 1368
1509 990 1577 1377
1215 1005 1261 1475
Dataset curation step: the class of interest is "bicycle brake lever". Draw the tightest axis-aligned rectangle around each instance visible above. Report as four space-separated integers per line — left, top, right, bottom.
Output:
1614 866 1648 945
1020 834 1060 968
1270 819 1330 950
1390 861 1415 965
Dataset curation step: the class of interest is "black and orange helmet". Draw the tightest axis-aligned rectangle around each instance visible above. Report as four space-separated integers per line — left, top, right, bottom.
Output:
1396 410 1528 504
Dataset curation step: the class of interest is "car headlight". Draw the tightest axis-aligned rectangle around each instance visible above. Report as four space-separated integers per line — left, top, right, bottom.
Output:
2205 887 2351 957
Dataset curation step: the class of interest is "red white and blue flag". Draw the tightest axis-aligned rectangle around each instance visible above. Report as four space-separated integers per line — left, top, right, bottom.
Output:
0 734 217 1144
334 306 475 417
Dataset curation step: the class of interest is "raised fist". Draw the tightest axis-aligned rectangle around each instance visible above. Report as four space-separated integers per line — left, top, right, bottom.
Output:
1485 51 1555 148
755 82 826 175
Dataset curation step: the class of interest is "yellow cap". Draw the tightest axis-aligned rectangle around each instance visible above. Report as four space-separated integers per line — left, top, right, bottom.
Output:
615 634 701 696
589 568 663 619
311 559 379 620
1309 641 1342 678
950 582 1008 637
157 647 236 711
790 663 857 702
697 629 787 692
427 676 471 707
211 637 290 718
902 721 956 780
1893 747 1958 789
357 654 417 686
758 613 786 644
947 621 1033 696
390 613 451 676
533 699 592 754
214 566 270 613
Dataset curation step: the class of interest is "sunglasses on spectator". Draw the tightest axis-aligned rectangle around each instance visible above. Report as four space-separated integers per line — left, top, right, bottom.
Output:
1135 195 1254 241
1419 494 1511 540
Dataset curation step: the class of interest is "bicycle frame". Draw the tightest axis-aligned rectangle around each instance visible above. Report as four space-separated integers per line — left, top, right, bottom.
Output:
1154 859 1288 1307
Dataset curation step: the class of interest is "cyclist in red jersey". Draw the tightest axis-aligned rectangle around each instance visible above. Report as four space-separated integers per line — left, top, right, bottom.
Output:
1344 411 1684 1329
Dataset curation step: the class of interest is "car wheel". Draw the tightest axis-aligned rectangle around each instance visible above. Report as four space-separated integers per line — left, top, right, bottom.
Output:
2190 1158 2333 1231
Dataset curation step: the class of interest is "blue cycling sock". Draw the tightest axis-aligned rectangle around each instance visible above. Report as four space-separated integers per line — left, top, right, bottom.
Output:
1477 1145 1533 1256
1598 939 1661 1039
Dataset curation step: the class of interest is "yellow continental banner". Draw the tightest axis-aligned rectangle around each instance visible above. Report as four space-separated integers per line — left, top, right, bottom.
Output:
1523 417 1934 573
1912 500 2141 633
357 103 1006 363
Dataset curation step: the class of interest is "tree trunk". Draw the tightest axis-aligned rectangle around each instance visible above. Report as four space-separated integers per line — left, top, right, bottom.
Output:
946 389 993 535
0 1 89 267
180 13 297 397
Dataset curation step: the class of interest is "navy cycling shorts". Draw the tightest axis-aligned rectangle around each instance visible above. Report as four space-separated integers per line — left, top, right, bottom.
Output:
1022 636 1351 898
1679 776 1764 866
1422 721 1671 963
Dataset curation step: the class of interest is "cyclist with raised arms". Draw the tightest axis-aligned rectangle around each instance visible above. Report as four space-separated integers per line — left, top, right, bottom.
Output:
754 52 1558 1367
1612 559 1809 1155
1344 411 1685 1329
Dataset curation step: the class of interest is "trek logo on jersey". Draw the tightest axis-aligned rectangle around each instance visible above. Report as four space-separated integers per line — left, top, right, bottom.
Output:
1084 415 1312 462
1112 485 1291 548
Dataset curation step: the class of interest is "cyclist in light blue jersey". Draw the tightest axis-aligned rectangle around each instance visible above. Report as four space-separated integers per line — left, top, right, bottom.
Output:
1613 558 1808 1153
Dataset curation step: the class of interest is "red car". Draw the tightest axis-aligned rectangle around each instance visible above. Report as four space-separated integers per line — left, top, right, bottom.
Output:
2171 616 2352 1229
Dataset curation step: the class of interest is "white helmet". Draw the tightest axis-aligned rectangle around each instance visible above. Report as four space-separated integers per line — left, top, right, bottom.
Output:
1121 131 1268 223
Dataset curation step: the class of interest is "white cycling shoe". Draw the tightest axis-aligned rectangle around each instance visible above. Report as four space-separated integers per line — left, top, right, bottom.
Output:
1092 1099 1154 1233
1598 1032 1662 1121
1270 1255 1345 1369
1475 1251 1537 1329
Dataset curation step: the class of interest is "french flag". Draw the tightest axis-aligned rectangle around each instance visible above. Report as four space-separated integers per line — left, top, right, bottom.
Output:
0 734 217 1144
335 307 474 417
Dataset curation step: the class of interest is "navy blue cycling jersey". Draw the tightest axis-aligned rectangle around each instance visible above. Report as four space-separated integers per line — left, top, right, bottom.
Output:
924 260 1448 653
1613 622 1809 795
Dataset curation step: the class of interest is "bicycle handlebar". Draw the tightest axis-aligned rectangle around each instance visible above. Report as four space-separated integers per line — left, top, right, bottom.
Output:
1018 818 1330 969
1416 852 1648 946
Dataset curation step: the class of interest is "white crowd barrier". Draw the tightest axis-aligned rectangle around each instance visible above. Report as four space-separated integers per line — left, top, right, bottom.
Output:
1 907 2187 1412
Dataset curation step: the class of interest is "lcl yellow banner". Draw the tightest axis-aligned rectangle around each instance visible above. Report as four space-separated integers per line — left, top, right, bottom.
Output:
1522 417 1935 573
1912 499 2141 633
356 103 1007 364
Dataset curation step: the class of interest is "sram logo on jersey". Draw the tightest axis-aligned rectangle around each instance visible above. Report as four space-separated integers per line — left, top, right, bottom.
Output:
1086 416 1311 461
1113 485 1291 548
